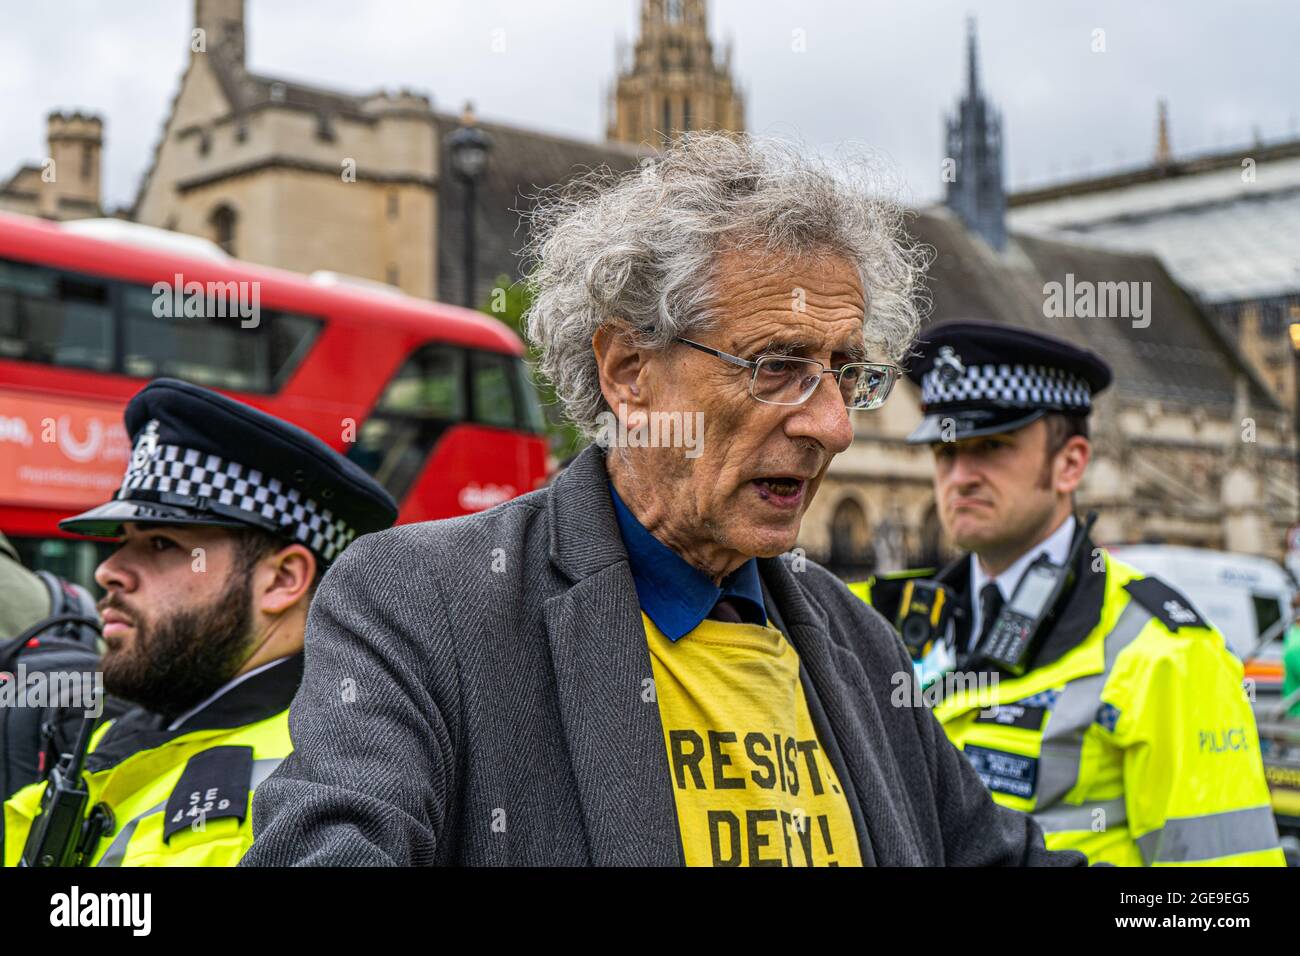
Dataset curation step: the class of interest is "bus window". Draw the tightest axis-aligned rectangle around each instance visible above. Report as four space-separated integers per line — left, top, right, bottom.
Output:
470 350 517 429
377 345 466 419
468 350 546 434
0 260 112 371
348 345 467 501
121 284 267 390
0 259 319 392
268 312 321 390
513 358 547 435
119 284 320 393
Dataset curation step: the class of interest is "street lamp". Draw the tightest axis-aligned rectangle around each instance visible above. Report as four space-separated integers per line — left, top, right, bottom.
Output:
447 102 492 308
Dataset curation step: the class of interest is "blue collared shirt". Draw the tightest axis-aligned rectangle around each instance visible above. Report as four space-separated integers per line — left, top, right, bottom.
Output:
609 482 766 641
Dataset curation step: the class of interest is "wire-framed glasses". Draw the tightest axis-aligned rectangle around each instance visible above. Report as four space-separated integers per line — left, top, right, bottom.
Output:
675 337 901 410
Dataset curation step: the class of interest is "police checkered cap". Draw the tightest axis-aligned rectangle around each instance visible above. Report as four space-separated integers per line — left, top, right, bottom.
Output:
117 439 358 563
59 378 398 560
921 362 1093 413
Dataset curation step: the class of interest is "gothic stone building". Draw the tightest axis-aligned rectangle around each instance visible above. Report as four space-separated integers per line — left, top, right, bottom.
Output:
128 0 647 306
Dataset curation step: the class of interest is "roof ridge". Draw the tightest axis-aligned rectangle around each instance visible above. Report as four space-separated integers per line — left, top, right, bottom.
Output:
1010 138 1300 207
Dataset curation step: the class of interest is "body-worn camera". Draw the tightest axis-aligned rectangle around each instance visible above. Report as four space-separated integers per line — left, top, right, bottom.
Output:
894 578 953 659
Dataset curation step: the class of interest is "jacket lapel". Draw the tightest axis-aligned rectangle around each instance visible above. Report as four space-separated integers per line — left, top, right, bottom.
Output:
541 447 681 866
760 556 924 865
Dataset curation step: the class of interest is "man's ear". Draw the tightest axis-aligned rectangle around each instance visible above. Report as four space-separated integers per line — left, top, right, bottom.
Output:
253 543 316 616
592 325 649 415
1055 435 1091 495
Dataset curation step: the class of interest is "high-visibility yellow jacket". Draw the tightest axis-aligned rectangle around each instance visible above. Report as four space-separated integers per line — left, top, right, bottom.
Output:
850 551 1284 866
3 654 298 868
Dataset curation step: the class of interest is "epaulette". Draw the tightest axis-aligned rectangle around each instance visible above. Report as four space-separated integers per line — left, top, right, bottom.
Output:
163 745 254 842
1123 576 1210 632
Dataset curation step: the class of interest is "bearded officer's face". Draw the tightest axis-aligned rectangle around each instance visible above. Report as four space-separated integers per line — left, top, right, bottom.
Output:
930 419 1089 570
94 523 257 717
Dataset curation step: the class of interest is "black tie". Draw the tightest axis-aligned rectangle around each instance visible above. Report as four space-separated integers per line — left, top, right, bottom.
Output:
977 582 1004 647
708 597 744 624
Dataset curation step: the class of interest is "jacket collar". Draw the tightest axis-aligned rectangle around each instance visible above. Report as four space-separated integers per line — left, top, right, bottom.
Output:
546 445 629 583
86 652 303 773
1036 537 1106 668
937 533 1105 674
608 481 765 639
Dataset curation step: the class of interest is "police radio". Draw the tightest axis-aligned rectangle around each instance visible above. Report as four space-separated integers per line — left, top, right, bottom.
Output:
12 613 114 868
970 512 1097 677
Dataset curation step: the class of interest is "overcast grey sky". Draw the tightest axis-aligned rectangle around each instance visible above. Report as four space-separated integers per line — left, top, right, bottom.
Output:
3 0 1296 212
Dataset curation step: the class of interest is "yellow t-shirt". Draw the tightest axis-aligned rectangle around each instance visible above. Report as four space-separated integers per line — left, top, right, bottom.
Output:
644 611 863 867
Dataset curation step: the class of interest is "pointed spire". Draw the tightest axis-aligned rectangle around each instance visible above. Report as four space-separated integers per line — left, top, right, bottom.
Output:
945 16 1006 250
966 15 979 99
1155 99 1172 165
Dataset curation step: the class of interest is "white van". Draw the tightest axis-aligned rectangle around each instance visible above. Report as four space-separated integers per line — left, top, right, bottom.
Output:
1106 545 1295 659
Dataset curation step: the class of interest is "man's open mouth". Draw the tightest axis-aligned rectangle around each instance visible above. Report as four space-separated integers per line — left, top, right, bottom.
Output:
753 476 806 501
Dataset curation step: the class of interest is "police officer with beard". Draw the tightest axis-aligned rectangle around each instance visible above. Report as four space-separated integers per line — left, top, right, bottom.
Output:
3 378 396 867
851 321 1283 867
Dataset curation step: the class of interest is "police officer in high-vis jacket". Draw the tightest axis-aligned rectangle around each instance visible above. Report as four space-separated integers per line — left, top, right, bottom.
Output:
3 378 396 867
850 321 1284 867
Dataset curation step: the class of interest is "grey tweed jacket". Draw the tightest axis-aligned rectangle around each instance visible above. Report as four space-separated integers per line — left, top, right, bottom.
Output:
244 445 1084 867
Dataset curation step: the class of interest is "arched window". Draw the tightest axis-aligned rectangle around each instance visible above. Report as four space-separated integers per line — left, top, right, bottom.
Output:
662 97 673 139
209 204 237 256
666 0 683 23
918 501 946 569
829 497 872 574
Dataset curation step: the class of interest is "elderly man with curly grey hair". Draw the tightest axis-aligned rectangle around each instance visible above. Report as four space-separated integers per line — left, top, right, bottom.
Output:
246 134 1085 868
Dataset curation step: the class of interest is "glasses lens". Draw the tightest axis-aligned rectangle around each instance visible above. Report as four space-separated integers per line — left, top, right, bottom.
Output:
840 365 895 409
752 355 823 405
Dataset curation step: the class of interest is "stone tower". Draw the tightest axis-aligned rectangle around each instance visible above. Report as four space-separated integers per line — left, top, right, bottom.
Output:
606 0 745 146
944 18 1006 251
194 0 245 65
42 112 103 219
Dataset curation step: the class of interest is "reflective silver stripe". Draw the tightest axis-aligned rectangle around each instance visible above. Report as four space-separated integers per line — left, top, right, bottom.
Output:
95 756 284 867
1136 806 1281 864
1036 601 1152 807
250 757 283 789
97 801 165 867
1035 797 1127 834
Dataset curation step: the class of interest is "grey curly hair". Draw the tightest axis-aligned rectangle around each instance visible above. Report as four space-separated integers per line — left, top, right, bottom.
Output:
522 133 930 439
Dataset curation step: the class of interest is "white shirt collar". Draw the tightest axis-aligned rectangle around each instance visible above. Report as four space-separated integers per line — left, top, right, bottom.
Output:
967 515 1077 649
166 655 294 731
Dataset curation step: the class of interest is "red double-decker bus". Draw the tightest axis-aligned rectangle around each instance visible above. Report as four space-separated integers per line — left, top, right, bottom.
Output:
0 211 550 588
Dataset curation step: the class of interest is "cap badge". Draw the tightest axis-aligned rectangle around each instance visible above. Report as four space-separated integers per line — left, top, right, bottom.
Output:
130 419 161 471
935 346 965 385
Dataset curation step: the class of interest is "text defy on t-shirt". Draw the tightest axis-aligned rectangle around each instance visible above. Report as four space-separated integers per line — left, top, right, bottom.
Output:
644 612 862 867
